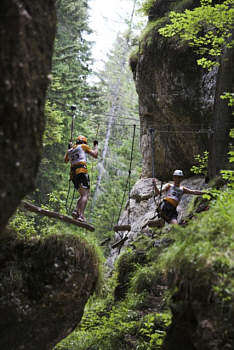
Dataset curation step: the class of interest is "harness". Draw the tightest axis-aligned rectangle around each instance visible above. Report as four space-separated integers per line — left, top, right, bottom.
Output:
70 163 87 179
156 200 172 223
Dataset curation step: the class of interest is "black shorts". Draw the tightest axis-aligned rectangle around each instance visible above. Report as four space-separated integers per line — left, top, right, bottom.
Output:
72 173 90 190
157 200 178 223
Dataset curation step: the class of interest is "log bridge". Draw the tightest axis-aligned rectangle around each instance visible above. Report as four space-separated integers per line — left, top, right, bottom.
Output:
22 201 95 232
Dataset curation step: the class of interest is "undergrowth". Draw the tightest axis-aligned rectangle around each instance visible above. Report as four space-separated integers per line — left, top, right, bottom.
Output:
159 188 234 309
55 186 234 349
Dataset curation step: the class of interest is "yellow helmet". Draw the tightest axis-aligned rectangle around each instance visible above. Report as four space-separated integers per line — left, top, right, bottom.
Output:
76 135 87 144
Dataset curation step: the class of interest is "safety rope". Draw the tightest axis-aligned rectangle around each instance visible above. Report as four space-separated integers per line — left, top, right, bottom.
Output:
150 127 169 220
90 123 100 195
156 127 169 216
115 124 136 230
65 181 76 215
65 106 76 215
88 124 100 222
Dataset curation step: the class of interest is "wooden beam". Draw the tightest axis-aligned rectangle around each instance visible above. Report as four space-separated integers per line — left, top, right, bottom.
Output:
147 219 164 228
112 235 128 249
22 201 95 232
100 238 111 246
113 224 131 232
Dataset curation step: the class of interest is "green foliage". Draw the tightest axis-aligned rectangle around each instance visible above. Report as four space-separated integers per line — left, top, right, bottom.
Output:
220 92 234 109
48 0 97 111
158 188 234 310
130 265 160 293
171 0 194 13
158 0 234 69
139 17 168 48
9 210 37 238
54 232 171 350
54 300 139 350
190 151 209 176
138 312 171 350
140 0 157 16
43 101 64 146
140 0 196 17
54 286 171 350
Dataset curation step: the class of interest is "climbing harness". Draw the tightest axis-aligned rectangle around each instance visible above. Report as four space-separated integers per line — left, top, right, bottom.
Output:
65 179 76 215
111 125 136 249
65 106 77 215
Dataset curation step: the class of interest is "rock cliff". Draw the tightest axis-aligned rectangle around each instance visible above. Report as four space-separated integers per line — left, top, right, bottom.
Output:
130 0 232 180
0 0 56 231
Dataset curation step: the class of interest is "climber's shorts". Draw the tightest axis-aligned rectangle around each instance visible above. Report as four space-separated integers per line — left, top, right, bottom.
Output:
157 200 178 223
72 173 90 190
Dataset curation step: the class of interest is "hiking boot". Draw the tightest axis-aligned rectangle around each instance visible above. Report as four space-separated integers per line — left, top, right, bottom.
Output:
72 210 79 219
77 216 86 222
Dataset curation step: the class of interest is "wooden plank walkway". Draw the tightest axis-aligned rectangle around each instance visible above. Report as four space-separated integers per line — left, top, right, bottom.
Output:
113 224 131 232
22 201 95 232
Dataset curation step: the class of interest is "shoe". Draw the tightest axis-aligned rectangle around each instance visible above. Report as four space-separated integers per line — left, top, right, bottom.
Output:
77 216 86 222
72 210 78 219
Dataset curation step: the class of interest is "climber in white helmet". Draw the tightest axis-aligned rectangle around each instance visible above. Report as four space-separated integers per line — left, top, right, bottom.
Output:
152 170 206 224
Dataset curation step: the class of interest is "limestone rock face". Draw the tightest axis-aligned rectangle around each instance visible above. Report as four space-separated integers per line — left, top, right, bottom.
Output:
131 0 216 180
0 233 99 350
107 176 206 270
0 0 56 231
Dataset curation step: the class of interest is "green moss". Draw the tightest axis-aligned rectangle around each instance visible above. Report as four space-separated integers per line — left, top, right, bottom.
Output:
139 17 168 49
130 265 161 293
171 0 194 12
141 0 194 16
141 0 158 16
138 0 196 52
113 247 147 300
129 46 139 73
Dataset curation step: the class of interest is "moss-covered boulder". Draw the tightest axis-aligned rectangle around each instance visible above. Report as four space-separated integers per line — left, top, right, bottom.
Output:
0 232 100 350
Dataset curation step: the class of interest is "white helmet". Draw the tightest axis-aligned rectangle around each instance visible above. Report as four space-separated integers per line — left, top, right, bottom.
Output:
173 169 184 177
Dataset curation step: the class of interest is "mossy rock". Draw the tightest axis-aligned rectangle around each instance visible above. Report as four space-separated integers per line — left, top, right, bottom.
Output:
0 231 101 350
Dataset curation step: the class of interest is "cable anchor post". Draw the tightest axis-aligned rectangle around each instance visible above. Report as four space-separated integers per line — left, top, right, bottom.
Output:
70 104 77 144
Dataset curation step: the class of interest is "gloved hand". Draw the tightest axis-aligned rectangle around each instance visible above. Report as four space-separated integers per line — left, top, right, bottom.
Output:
68 142 73 149
93 140 98 146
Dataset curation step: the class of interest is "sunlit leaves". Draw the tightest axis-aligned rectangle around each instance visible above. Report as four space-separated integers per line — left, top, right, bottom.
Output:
158 0 234 69
43 101 64 146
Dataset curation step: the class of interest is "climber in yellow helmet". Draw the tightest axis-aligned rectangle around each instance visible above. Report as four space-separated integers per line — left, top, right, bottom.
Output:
64 135 98 222
152 170 206 225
